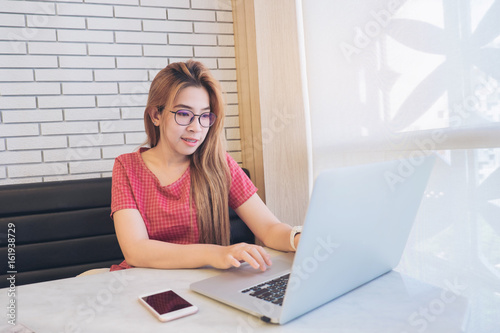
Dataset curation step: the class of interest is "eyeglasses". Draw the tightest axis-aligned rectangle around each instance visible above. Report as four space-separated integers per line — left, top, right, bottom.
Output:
168 109 217 128
156 106 217 127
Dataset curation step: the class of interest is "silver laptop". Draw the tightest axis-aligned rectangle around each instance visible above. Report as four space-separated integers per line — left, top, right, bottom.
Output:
190 156 436 324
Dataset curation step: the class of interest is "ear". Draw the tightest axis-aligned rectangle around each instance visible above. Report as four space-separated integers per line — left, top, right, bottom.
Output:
148 106 161 125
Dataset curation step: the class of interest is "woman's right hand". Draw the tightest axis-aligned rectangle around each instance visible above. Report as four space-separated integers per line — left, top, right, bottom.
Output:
212 243 273 271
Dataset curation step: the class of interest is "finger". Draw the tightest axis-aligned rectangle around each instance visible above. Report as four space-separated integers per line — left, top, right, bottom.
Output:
240 250 261 270
228 255 241 268
255 246 273 266
246 247 268 271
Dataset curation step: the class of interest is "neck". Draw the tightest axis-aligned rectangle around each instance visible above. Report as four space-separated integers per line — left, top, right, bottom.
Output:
150 141 190 168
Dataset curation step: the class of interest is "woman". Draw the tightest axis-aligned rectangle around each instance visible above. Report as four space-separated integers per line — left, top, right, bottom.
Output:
111 60 301 272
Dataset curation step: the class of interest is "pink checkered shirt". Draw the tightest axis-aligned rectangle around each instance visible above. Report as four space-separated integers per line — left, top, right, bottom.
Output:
110 147 258 270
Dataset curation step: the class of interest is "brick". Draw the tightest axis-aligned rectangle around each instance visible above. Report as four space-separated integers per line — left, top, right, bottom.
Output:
225 140 241 151
69 159 114 174
43 147 101 162
0 139 5 151
0 178 43 185
38 95 96 109
35 69 93 81
211 69 236 81
0 123 39 136
28 42 87 55
141 0 189 8
0 151 42 165
59 56 116 69
0 167 5 179
57 29 114 43
224 104 238 116
27 14 86 29
100 119 145 133
217 58 235 69
97 94 147 107
224 115 239 127
2 109 63 123
143 19 192 33
56 3 113 17
148 69 161 80
224 92 238 104
69 133 124 147
116 57 168 69
88 43 142 56
8 162 68 178
194 22 233 34
167 9 215 21
43 173 101 182
115 31 167 44
62 82 118 95
57 171 103 182
187 57 218 68
194 46 234 58
102 145 139 158
143 45 193 57
0 55 57 68
169 33 217 45
115 5 166 19
216 11 233 22
41 121 98 135
7 136 67 150
118 82 150 94
0 41 26 54
0 69 34 82
220 81 237 93
1 1 56 15
94 69 149 82
0 82 60 96
125 132 147 144
225 127 240 139
218 35 234 46
0 27 57 41
0 96 37 110
64 108 121 121
228 151 241 163
0 13 25 27
121 106 145 119
191 0 231 10
87 17 142 31
85 0 138 5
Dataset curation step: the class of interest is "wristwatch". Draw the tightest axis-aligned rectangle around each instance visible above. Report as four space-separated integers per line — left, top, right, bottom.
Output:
290 226 303 251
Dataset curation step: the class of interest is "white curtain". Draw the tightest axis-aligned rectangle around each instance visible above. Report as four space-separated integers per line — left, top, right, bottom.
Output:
299 0 500 330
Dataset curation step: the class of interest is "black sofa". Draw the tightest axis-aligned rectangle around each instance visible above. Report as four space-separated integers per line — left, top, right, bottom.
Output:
0 172 254 288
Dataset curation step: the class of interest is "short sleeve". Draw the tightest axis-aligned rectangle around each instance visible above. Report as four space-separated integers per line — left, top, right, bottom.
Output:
111 158 138 218
227 154 258 209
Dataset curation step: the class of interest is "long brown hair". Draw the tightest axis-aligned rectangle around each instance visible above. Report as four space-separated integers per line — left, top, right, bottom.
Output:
144 60 231 246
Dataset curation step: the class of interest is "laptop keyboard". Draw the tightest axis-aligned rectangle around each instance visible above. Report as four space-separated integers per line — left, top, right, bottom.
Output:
240 273 290 306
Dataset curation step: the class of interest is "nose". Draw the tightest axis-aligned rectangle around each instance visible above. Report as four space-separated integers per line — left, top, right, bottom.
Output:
186 117 202 132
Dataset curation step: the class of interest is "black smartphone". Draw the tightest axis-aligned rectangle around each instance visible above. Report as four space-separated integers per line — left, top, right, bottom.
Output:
138 289 198 322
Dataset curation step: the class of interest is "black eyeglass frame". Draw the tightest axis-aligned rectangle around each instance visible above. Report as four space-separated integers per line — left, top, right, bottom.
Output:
156 106 217 128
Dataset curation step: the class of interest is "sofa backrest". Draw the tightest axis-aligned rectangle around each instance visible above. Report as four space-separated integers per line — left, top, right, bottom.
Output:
0 172 255 287
0 178 122 287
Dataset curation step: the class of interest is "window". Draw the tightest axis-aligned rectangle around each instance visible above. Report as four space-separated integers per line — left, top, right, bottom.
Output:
301 0 499 330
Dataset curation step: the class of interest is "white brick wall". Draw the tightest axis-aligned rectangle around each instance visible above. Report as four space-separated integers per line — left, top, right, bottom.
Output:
0 0 241 185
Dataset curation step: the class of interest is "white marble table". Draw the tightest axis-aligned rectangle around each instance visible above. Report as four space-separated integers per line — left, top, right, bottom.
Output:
0 248 479 333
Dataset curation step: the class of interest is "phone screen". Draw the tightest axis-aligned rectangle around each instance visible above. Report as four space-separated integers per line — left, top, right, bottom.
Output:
141 290 193 315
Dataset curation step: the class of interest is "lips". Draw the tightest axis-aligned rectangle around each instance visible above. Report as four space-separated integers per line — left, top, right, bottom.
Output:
181 137 199 147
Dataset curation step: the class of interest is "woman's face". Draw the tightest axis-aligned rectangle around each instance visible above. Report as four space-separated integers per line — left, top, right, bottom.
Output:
156 86 211 161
